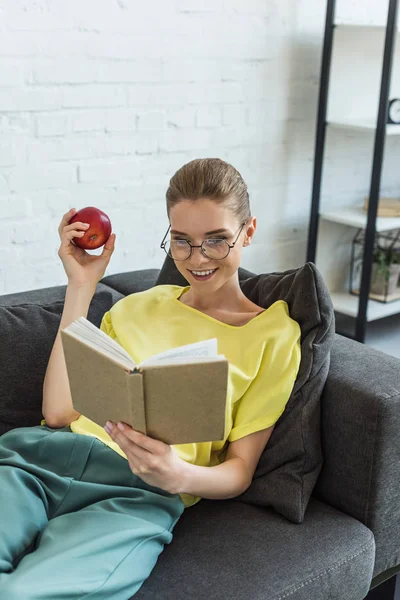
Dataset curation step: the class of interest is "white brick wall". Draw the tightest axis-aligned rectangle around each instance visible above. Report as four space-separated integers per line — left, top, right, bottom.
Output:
1 0 399 294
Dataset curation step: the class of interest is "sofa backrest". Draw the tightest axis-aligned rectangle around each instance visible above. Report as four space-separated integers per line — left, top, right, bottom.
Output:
0 282 125 435
0 262 335 525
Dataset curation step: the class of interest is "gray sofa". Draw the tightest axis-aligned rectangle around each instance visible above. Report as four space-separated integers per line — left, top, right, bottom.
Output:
1 264 399 600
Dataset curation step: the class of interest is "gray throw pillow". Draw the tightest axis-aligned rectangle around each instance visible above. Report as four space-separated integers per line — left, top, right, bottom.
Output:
0 284 124 436
236 264 335 523
154 256 335 524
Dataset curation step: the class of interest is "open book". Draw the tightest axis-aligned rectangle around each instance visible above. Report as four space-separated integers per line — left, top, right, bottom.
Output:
60 317 229 445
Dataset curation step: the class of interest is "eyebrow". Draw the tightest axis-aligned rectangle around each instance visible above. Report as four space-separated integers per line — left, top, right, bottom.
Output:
170 228 230 236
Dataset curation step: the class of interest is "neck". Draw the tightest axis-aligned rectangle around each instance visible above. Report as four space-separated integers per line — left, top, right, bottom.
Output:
182 276 247 311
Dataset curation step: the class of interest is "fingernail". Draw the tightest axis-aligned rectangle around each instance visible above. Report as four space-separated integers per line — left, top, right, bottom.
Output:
117 423 124 431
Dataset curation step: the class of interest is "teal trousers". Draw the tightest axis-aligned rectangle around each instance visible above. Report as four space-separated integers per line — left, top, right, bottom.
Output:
0 424 185 599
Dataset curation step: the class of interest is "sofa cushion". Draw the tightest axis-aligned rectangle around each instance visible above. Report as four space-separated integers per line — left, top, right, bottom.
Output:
100 268 160 295
152 256 335 524
132 497 374 600
0 283 124 436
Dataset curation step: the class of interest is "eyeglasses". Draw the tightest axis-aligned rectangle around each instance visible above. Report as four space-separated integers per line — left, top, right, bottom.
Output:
160 221 248 261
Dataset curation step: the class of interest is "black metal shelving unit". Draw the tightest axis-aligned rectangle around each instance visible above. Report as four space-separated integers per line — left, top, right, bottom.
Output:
306 0 399 344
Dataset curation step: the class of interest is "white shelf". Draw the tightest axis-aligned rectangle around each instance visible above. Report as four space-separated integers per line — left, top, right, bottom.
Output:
328 118 400 134
318 18 400 326
331 291 400 321
320 206 400 232
334 23 394 31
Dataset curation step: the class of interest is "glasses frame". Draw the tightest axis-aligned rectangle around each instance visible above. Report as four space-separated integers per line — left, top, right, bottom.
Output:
160 220 249 261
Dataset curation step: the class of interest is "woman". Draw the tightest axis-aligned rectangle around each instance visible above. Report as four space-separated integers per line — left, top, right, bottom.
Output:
0 158 301 599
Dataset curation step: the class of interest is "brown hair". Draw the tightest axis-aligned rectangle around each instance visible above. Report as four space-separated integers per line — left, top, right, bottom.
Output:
166 158 251 224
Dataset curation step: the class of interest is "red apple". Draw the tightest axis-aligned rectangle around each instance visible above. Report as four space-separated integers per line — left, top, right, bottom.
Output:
70 206 112 250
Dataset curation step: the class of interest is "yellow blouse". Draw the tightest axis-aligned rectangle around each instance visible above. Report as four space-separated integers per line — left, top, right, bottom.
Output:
45 284 301 509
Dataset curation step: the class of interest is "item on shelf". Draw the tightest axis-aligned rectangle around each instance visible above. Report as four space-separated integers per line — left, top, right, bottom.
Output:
363 196 400 217
387 98 400 124
350 228 400 303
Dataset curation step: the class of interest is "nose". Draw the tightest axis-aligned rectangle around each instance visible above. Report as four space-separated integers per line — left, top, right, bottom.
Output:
187 245 212 267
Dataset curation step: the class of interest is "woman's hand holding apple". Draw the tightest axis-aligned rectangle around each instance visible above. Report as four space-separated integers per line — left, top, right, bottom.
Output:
57 208 116 289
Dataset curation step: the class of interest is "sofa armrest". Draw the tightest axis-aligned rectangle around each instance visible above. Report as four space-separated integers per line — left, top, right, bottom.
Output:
99 269 160 296
313 333 400 572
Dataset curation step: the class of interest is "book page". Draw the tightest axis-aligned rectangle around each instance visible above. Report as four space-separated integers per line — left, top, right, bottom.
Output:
63 317 135 370
143 354 226 367
139 338 218 368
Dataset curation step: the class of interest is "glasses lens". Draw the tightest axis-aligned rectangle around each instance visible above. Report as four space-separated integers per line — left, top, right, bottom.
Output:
164 239 191 260
202 239 230 259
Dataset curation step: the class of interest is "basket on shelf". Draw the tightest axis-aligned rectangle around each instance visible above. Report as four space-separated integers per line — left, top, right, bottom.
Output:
363 196 400 217
350 228 400 303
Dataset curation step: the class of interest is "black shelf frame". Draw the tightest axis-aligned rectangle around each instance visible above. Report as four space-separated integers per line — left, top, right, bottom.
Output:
306 0 399 343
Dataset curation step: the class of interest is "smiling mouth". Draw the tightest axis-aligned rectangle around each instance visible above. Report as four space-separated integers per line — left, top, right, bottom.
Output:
188 269 218 279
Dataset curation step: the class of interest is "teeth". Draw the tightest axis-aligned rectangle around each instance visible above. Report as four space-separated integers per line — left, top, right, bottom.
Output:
192 269 215 276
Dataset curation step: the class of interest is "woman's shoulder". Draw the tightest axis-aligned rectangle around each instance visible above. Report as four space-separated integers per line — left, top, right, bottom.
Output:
252 298 290 319
268 300 301 339
268 299 300 322
252 300 301 341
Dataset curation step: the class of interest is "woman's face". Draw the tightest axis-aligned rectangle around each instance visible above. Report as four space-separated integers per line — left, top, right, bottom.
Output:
169 198 256 291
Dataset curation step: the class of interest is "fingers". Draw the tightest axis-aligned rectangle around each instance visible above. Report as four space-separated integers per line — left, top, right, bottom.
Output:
58 209 91 249
59 226 87 249
58 208 76 235
58 209 89 235
100 233 116 257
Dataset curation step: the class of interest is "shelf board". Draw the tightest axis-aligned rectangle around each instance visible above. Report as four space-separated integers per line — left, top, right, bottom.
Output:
334 23 393 31
352 288 400 303
331 291 400 321
320 206 400 232
328 118 400 134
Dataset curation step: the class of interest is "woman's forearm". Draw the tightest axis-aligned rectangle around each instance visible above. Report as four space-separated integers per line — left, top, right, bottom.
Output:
42 282 96 427
177 457 250 500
